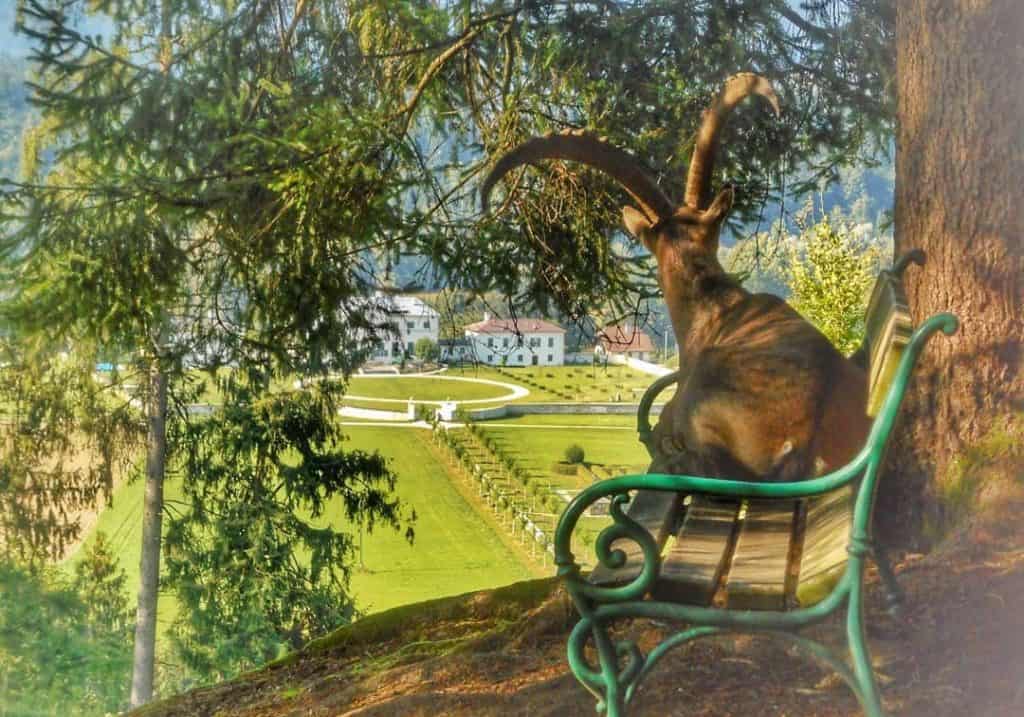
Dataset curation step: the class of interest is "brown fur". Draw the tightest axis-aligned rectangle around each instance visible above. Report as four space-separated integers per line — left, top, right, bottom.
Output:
643 223 871 480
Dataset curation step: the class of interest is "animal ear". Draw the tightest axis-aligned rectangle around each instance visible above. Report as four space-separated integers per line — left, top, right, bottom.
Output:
622 205 657 250
701 185 735 225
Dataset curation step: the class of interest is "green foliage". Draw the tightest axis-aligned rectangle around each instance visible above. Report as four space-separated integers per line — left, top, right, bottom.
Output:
564 444 585 465
3 0 421 691
786 217 884 355
0 345 141 565
0 555 131 715
72 533 133 636
414 337 439 362
164 376 413 681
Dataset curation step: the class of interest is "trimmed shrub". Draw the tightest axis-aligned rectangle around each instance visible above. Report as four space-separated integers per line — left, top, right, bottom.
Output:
564 444 585 464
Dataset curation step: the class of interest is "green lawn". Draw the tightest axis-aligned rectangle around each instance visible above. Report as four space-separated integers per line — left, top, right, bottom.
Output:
335 426 534 613
65 471 185 630
67 425 534 630
190 364 668 409
346 376 513 402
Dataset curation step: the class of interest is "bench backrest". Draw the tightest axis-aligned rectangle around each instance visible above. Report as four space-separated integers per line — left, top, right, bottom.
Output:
862 269 916 417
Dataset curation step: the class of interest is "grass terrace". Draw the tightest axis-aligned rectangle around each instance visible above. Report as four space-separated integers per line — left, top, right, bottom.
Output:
333 426 536 613
480 422 649 494
483 363 669 403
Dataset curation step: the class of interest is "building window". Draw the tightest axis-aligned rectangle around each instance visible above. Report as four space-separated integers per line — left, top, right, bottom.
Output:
406 321 414 330
548 337 554 348
487 354 493 362
503 337 509 348
407 342 414 354
516 354 523 363
487 337 494 347
423 320 430 328
547 354 553 362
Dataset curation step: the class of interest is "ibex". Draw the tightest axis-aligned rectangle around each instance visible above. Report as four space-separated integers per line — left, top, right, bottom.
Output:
482 73 870 482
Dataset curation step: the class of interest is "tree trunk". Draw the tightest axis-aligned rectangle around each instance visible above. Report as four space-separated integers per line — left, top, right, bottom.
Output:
129 367 168 707
883 0 1024 544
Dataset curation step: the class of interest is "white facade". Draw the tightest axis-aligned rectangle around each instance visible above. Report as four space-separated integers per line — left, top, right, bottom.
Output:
464 315 566 367
362 294 440 364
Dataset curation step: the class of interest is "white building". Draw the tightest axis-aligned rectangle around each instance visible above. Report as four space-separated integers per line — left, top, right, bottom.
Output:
362 294 440 364
464 314 565 367
595 324 656 362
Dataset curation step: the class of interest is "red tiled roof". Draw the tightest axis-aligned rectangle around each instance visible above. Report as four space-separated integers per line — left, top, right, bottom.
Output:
597 324 655 353
464 317 566 334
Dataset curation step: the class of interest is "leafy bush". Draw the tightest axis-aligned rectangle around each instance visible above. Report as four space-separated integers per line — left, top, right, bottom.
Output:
413 337 439 362
786 216 885 355
0 537 133 716
564 444 585 464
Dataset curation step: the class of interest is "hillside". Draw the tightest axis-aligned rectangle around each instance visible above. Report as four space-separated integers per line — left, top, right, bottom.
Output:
129 508 1024 717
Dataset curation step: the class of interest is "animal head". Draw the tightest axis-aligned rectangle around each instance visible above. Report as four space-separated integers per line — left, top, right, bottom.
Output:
481 73 779 292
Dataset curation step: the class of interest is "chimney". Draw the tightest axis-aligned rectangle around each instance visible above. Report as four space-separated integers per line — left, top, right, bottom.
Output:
483 311 491 321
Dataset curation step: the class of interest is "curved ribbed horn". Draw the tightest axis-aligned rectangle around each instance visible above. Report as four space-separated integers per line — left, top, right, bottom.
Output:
684 73 780 209
481 130 674 222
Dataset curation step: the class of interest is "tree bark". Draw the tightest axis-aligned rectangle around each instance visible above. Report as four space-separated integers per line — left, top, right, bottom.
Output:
129 367 168 707
883 0 1024 544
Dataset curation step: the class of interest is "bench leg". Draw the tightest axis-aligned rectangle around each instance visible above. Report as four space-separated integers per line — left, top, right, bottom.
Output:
592 621 627 717
872 544 905 620
848 564 887 717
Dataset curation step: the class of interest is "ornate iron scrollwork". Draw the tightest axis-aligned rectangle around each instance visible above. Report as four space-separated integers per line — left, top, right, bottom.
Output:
558 490 661 604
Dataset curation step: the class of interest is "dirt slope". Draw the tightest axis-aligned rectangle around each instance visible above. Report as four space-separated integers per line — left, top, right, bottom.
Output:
132 518 1024 717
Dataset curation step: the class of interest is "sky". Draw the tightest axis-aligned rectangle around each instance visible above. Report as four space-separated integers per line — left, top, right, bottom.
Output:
0 1 111 60
1 1 34 57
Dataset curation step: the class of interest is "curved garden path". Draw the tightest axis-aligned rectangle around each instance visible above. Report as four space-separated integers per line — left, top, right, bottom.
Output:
339 370 528 422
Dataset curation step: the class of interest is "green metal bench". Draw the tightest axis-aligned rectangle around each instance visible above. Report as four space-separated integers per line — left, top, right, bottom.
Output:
553 251 957 716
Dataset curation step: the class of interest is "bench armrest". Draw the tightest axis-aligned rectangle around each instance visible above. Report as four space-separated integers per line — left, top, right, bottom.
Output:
636 371 681 457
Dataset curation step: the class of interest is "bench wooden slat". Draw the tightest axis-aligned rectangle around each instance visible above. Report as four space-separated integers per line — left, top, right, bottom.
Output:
655 496 739 605
589 489 682 587
725 500 799 610
795 486 854 606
